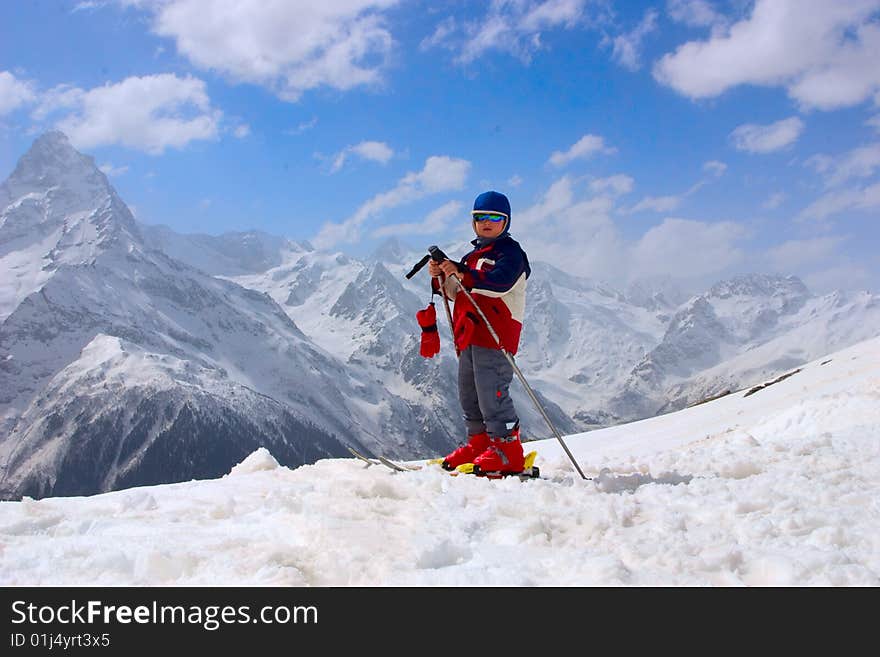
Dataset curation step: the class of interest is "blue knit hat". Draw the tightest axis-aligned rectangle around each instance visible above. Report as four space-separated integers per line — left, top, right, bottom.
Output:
472 190 511 236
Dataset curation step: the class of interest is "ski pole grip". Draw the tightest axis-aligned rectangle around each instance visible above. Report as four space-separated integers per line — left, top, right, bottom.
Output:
428 245 448 262
405 253 431 279
428 245 466 273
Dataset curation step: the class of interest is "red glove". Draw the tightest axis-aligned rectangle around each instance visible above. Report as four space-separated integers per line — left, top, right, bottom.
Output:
416 303 440 358
454 311 479 352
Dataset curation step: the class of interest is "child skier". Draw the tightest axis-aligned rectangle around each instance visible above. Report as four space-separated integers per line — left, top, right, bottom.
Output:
429 190 531 474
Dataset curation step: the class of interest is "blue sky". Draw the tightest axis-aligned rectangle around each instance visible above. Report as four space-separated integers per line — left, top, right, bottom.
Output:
1 0 879 293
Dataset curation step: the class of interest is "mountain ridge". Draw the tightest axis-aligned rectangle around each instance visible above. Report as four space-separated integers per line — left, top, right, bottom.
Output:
2 132 879 499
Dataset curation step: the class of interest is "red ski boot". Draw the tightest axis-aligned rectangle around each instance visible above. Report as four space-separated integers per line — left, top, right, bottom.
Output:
473 429 525 475
441 431 490 470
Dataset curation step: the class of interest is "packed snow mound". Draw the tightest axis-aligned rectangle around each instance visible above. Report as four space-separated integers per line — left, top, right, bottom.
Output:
229 448 280 476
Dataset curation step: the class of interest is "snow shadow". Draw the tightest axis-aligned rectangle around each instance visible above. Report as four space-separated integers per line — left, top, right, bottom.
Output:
593 469 694 494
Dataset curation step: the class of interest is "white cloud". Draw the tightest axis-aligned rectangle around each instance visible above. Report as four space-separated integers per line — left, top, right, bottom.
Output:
654 0 880 110
516 177 623 279
419 17 457 52
803 262 873 294
799 180 880 221
760 235 871 294
629 195 681 213
287 117 318 136
508 174 523 188
809 143 880 187
423 0 603 65
520 0 587 32
38 74 220 154
630 218 749 279
512 175 754 287
762 192 787 209
609 9 659 72
352 141 394 163
589 174 634 197
621 161 725 215
73 1 108 11
868 114 880 132
702 160 727 177
128 0 399 102
312 155 471 248
455 14 513 64
0 71 37 115
787 21 880 111
730 117 804 154
548 134 615 167
31 85 84 120
330 140 394 173
805 153 834 175
99 163 129 177
666 0 724 28
517 176 578 232
233 124 250 139
765 236 846 273
680 161 727 197
372 200 462 238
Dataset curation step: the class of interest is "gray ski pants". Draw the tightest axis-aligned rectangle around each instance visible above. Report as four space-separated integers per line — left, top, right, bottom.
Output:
458 345 519 438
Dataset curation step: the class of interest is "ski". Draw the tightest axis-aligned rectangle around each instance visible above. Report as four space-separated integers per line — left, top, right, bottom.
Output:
347 447 380 467
376 455 421 472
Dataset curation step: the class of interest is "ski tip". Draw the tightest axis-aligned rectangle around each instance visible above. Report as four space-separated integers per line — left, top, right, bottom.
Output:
348 447 378 465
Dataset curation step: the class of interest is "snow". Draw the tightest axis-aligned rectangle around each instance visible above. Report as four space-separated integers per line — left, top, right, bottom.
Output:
0 214 63 322
1 336 878 586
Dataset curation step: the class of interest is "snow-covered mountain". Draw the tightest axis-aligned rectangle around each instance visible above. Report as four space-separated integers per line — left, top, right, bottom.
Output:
0 133 451 500
516 262 671 427
208 235 878 432
139 224 306 277
611 274 880 419
2 132 879 501
139 215 880 428
2 334 877 586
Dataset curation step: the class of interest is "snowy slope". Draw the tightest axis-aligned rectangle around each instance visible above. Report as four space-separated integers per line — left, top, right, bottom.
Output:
2 336 877 586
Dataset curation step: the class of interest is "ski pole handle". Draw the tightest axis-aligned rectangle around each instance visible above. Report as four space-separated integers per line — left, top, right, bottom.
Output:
405 254 431 279
428 245 467 275
428 245 447 262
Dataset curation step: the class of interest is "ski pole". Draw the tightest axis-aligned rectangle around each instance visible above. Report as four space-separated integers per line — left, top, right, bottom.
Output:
439 261 589 480
437 273 459 357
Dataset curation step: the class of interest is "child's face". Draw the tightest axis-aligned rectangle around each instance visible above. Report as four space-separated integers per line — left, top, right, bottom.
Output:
473 217 506 239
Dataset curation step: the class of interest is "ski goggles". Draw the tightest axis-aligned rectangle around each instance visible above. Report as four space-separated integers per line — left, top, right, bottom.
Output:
471 211 508 223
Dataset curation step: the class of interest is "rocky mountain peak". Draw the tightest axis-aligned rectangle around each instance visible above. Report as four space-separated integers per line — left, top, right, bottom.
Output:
2 131 110 204
708 274 810 301
1 131 141 250
371 236 414 265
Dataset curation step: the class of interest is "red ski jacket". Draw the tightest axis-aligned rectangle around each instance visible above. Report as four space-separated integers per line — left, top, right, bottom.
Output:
435 235 530 355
